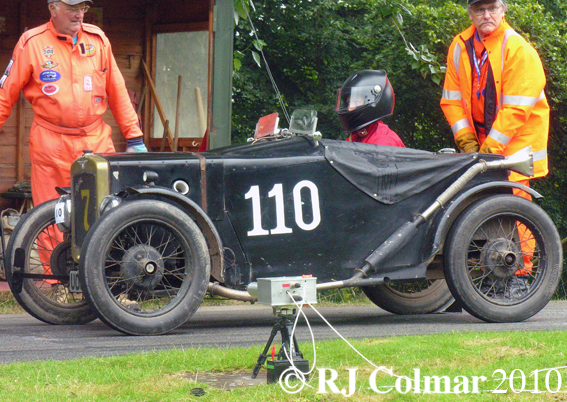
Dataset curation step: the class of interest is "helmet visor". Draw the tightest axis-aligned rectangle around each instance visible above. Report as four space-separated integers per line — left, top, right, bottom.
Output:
336 85 384 113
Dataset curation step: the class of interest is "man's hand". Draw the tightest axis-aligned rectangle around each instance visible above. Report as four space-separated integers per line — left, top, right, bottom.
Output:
126 137 148 153
479 142 493 153
454 131 479 153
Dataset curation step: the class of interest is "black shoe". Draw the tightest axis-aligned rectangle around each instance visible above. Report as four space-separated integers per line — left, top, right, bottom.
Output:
506 275 530 299
479 277 504 299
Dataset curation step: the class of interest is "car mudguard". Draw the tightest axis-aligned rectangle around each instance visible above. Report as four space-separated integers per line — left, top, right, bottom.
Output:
428 181 542 258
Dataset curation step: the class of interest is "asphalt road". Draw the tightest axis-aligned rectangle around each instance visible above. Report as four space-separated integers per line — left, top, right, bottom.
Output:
0 301 566 364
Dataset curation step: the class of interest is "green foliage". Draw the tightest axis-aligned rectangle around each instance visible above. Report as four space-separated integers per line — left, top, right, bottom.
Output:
0 291 24 314
232 0 368 143
406 44 447 85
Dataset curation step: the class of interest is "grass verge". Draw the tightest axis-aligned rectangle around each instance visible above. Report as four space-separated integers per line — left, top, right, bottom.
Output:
1 330 567 401
0 291 23 314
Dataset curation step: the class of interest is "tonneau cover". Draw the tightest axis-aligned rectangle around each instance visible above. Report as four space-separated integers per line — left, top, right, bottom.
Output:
322 139 499 204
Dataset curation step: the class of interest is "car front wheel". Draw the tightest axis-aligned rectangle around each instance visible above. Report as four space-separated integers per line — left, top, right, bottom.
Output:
79 200 211 335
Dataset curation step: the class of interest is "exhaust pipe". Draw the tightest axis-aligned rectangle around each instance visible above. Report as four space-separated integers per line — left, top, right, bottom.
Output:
207 282 257 302
210 277 390 302
316 276 389 291
420 146 533 221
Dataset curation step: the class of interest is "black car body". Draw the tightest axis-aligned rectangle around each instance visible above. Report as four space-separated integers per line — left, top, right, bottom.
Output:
6 132 562 336
72 137 507 287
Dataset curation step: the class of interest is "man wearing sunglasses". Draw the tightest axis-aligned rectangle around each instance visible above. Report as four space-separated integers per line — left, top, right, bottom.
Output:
440 0 549 298
0 0 146 207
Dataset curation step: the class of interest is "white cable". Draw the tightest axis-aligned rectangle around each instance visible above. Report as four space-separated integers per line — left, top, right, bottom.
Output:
285 289 317 374
271 290 315 390
284 289 399 377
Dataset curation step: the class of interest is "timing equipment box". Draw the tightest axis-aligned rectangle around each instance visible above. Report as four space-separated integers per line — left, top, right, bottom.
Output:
267 358 310 383
250 276 317 306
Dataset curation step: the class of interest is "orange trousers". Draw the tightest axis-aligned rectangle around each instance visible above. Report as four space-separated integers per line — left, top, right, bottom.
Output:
512 180 534 274
30 117 115 206
30 118 115 282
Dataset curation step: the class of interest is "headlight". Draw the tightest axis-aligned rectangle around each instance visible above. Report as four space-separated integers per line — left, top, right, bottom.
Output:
99 195 123 216
55 195 72 233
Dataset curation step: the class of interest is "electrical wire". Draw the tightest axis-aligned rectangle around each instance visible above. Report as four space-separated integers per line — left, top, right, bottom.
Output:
287 289 317 374
285 289 398 378
242 3 291 124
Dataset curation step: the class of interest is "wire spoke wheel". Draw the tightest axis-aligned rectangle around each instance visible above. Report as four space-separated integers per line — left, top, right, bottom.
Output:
445 195 562 323
466 215 539 304
80 200 210 335
361 279 454 315
103 221 191 314
5 199 96 325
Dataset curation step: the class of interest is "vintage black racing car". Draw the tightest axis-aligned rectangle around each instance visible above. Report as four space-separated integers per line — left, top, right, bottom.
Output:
4 110 563 335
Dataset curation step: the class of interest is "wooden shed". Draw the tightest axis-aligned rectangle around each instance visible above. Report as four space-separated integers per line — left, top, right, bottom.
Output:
0 0 234 211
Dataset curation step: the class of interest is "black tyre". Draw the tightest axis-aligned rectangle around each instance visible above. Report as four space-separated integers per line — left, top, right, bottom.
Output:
445 194 562 323
361 280 454 315
79 200 211 335
5 200 97 325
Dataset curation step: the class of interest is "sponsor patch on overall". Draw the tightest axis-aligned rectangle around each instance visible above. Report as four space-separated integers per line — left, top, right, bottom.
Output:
40 70 61 83
85 44 96 57
84 76 93 92
42 60 59 69
42 83 59 95
43 46 54 58
0 59 14 88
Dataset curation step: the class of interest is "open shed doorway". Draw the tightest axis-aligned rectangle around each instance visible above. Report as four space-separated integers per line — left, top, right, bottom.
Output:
150 24 210 151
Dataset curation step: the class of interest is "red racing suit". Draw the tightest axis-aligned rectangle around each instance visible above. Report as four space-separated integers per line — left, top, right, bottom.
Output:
346 121 405 147
440 21 549 183
0 20 143 205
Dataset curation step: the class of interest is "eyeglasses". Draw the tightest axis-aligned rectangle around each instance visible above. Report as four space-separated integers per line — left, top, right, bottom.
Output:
58 3 90 14
471 5 501 16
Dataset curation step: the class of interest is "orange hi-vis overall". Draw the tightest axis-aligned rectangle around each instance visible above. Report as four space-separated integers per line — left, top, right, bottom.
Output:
440 21 549 184
441 21 549 273
0 20 143 206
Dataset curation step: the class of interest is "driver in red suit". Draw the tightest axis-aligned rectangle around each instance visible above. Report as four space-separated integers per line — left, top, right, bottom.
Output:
337 69 405 148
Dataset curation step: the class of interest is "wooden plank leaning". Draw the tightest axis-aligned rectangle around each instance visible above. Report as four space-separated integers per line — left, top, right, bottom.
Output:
141 59 174 150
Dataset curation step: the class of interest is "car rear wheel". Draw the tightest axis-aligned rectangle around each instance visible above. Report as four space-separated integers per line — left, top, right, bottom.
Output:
445 194 562 323
79 200 210 335
361 279 454 314
5 200 97 325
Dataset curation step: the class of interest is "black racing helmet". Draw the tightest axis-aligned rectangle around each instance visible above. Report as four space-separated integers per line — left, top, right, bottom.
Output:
336 70 395 133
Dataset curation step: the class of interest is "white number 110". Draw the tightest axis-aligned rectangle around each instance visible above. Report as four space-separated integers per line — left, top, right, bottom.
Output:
244 180 321 237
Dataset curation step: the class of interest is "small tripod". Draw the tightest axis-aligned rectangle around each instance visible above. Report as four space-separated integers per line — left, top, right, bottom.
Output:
251 307 305 379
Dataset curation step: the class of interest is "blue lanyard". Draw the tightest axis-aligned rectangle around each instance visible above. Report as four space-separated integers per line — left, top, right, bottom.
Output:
473 31 488 99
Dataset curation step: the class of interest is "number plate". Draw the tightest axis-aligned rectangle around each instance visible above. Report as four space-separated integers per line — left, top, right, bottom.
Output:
68 271 82 293
54 201 65 224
